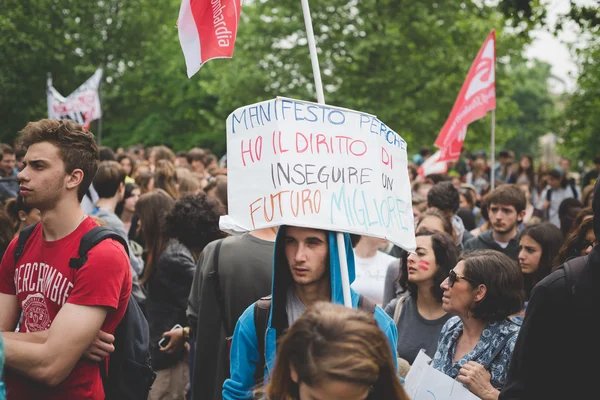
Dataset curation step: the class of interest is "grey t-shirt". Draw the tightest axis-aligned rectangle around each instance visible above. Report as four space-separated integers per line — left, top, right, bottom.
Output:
286 287 306 327
385 295 451 364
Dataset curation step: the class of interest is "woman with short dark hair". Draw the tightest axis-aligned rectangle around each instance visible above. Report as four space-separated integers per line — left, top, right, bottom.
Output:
384 230 458 377
432 250 524 399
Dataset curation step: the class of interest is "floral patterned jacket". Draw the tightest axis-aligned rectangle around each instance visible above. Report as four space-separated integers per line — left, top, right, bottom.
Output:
432 316 520 389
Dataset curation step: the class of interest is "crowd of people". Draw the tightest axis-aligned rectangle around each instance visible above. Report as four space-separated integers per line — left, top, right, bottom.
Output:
0 120 598 400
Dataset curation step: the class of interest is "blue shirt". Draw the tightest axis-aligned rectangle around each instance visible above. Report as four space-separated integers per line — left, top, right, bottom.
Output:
432 316 520 390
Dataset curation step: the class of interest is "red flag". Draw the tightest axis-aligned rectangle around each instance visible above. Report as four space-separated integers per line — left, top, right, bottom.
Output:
417 150 448 178
435 30 496 162
178 0 242 78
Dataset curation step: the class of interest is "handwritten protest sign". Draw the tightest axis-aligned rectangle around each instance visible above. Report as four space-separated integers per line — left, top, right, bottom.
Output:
224 97 416 251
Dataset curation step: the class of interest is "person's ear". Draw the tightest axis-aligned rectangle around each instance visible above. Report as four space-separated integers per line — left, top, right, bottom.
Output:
517 209 526 223
66 169 84 192
290 365 299 384
474 284 487 303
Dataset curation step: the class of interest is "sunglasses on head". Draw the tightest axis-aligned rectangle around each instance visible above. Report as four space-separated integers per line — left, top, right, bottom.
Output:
448 270 478 288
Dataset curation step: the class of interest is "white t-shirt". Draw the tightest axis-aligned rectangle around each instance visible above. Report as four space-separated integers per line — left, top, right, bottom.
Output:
352 250 398 305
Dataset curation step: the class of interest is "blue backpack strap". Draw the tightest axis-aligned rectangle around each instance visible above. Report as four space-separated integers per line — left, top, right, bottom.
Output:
13 222 41 262
69 227 129 269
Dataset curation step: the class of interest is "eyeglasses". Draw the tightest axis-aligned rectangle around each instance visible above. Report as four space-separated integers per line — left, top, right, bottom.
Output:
448 270 478 288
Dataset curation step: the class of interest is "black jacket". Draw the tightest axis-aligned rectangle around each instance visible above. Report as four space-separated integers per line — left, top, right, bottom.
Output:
187 234 274 400
463 230 520 261
500 246 599 399
501 180 600 399
146 239 196 370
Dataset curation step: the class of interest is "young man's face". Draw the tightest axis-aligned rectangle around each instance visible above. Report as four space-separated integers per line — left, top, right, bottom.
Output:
18 142 72 209
284 226 329 286
547 175 561 189
0 152 16 176
488 202 523 235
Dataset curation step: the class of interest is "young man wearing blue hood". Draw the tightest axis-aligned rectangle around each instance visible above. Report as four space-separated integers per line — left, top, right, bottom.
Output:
222 225 398 399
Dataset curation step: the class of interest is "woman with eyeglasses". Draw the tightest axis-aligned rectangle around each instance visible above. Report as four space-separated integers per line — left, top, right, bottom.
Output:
384 230 458 377
432 250 524 400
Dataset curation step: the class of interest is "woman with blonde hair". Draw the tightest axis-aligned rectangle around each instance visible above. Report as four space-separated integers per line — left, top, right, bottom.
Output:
263 302 409 400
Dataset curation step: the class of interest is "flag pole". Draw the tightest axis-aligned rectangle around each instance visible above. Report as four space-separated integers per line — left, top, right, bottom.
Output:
97 68 103 145
490 109 496 190
301 0 351 308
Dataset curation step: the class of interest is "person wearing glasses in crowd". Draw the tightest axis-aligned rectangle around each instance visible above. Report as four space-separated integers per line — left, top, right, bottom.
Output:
432 250 524 400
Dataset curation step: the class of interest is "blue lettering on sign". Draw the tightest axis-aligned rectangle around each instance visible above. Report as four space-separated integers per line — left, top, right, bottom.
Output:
231 99 353 133
330 185 409 232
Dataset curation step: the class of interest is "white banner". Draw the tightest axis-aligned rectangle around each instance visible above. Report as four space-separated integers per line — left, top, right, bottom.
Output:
223 97 416 252
47 68 103 128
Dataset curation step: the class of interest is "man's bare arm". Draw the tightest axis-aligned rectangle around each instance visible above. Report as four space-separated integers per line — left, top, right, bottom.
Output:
0 293 20 332
3 303 108 386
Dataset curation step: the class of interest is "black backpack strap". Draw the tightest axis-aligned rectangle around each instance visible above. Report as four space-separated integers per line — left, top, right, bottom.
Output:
483 329 518 370
13 221 40 262
253 295 271 386
358 294 376 314
69 227 129 269
209 240 229 334
563 256 588 296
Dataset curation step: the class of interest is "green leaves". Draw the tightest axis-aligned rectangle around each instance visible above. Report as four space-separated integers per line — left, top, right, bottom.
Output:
1 0 561 161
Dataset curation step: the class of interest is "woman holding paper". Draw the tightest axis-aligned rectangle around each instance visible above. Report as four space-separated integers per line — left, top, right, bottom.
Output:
384 230 458 376
432 250 524 400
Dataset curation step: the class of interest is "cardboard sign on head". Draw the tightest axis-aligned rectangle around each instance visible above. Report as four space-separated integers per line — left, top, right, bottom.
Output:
221 97 416 252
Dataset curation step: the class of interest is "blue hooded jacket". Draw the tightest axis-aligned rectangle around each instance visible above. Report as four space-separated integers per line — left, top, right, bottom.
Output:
222 228 398 399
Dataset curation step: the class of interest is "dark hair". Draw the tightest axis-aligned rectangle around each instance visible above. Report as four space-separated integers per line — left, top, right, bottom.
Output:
98 146 116 161
135 171 154 194
186 147 206 164
115 183 139 217
427 181 460 215
18 119 99 202
520 223 564 298
486 184 527 214
264 302 408 400
459 187 476 209
426 173 452 185
400 230 458 302
116 154 136 176
499 150 510 159
456 207 476 231
460 250 524 321
136 189 176 284
419 147 431 157
176 151 188 159
558 198 583 236
518 155 535 190
349 234 361 248
165 193 226 252
4 196 33 231
0 208 14 254
0 144 15 157
547 168 563 182
93 161 126 199
417 208 453 236
555 212 595 267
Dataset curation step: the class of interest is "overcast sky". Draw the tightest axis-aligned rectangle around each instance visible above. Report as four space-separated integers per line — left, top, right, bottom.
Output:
526 0 595 92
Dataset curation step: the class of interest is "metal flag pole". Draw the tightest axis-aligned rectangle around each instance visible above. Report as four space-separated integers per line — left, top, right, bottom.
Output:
490 109 496 190
300 0 352 308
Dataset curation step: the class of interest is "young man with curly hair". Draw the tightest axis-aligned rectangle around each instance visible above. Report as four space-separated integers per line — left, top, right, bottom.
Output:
0 119 131 399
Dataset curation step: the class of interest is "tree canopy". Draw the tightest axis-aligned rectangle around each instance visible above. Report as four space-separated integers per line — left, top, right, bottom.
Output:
1 0 589 161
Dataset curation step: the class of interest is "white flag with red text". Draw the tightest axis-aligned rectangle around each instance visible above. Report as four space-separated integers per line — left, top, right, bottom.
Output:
47 68 103 129
178 0 242 78
435 31 496 162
